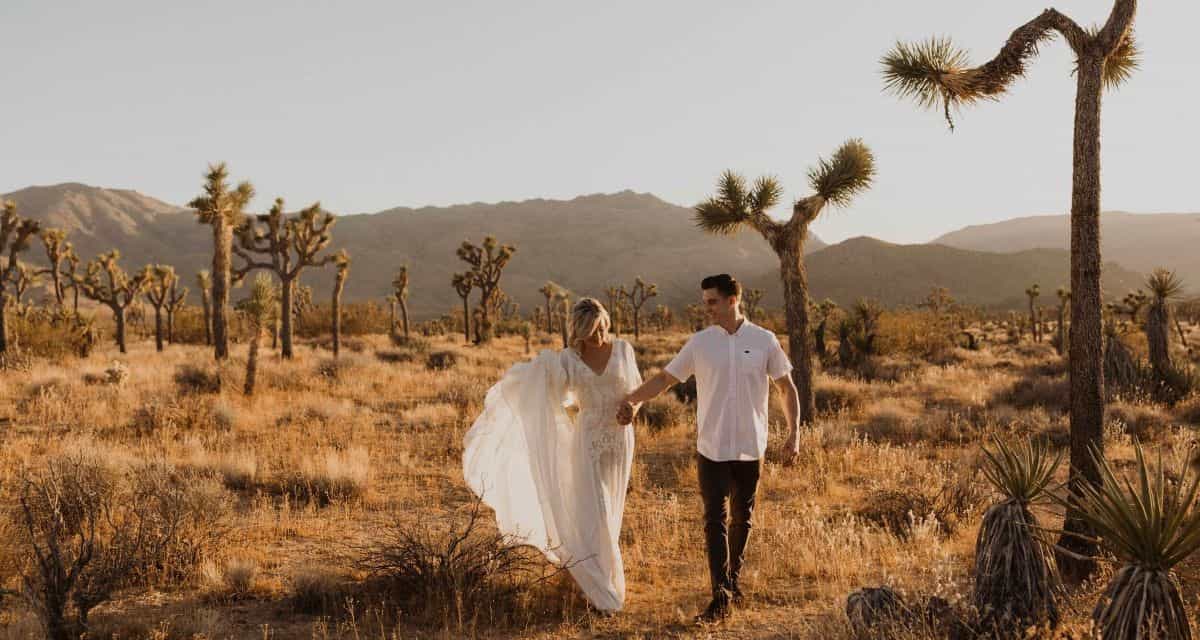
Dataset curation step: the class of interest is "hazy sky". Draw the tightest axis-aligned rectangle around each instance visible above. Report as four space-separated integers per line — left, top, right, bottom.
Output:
2 1 1195 243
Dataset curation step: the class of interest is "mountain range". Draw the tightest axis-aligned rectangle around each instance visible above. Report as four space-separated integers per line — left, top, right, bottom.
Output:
1 183 1191 319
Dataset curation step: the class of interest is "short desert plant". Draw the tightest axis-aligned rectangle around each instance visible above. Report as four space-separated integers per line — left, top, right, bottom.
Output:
973 437 1063 630
1052 442 1200 640
331 250 349 357
241 273 277 396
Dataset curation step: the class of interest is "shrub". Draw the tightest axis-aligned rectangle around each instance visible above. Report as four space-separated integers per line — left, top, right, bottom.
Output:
426 350 458 371
175 363 221 394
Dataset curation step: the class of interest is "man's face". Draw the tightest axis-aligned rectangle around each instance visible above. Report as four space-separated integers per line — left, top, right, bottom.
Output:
702 288 737 324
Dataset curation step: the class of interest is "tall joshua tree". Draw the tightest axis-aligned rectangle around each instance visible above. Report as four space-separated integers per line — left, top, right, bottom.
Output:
882 1 1139 580
392 265 410 339
142 264 177 352
77 250 150 354
452 273 473 343
36 228 70 309
189 163 255 360
1145 268 1183 383
1056 288 1071 356
620 277 658 341
555 290 571 348
0 201 41 353
197 270 213 346
331 250 349 358
695 140 875 427
234 199 337 359
63 249 80 315
166 279 187 344
604 285 623 335
456 236 516 344
540 282 561 333
1025 284 1042 342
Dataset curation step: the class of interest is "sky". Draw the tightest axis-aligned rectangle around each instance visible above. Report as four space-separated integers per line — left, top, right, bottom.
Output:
2 1 1195 244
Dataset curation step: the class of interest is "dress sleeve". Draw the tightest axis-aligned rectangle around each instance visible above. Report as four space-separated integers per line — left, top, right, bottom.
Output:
621 340 643 390
555 349 577 408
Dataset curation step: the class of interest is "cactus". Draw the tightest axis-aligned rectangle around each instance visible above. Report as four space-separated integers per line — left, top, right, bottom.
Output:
233 198 337 359
0 201 41 353
189 163 255 360
142 264 177 352
619 277 658 341
331 251 350 358
456 236 516 343
392 265 410 338
77 250 151 354
197 270 213 345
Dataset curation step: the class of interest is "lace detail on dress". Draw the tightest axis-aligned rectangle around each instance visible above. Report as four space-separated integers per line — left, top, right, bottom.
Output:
562 340 638 461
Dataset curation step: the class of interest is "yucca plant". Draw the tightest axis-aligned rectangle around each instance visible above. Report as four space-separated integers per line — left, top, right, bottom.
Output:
974 437 1064 630
1145 268 1184 382
1053 442 1200 639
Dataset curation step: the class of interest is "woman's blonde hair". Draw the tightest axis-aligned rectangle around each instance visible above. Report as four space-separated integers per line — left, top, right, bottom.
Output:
568 297 611 351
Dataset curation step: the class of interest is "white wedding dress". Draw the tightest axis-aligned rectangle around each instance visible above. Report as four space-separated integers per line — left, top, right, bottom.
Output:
463 339 641 611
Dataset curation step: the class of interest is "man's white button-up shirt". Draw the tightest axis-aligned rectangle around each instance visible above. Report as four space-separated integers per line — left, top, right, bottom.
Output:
664 320 793 462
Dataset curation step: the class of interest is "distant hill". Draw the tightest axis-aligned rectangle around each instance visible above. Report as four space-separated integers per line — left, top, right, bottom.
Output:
933 212 1200 290
1 184 825 318
801 237 1146 309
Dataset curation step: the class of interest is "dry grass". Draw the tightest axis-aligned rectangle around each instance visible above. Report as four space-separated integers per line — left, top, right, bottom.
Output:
0 327 1197 638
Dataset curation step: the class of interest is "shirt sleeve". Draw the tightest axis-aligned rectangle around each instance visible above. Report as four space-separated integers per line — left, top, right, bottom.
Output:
767 335 793 380
663 336 695 382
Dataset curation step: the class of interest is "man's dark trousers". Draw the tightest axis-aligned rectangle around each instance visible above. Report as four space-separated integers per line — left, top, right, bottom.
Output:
697 453 762 599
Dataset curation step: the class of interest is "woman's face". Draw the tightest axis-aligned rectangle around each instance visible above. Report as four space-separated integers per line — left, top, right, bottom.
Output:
583 324 607 349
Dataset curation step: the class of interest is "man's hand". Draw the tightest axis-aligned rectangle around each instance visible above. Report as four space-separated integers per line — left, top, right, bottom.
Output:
616 401 635 426
779 429 800 465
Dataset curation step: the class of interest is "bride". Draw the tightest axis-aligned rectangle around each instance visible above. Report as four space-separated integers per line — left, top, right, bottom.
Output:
463 297 641 612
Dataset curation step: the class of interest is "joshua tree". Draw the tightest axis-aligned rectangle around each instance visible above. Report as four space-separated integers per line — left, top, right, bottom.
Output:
0 201 41 353
166 279 187 343
392 265 410 339
695 140 875 427
456 236 516 343
555 290 571 348
813 299 839 360
63 248 80 315
653 304 673 332
742 288 765 322
883 1 1139 579
331 251 349 358
1025 284 1042 342
976 437 1063 631
920 286 954 316
1056 288 1071 355
190 163 255 360
386 294 398 338
77 251 150 353
540 282 561 333
142 264 177 352
233 199 337 358
685 302 705 331
619 277 658 341
197 270 213 345
243 273 277 396
452 273 473 343
1121 289 1150 325
11 263 40 316
1145 268 1184 383
604 285 623 335
36 228 70 309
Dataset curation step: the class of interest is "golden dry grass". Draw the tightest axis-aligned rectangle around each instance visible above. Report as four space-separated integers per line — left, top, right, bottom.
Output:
0 327 1198 639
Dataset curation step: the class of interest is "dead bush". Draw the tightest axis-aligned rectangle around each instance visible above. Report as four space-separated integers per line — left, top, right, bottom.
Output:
174 363 221 394
998 375 1069 413
426 350 458 371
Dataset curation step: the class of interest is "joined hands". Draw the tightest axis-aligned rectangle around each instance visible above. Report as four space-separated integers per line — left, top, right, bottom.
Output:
615 397 637 426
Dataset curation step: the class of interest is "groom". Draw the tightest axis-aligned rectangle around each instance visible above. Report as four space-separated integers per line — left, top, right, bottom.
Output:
619 273 800 622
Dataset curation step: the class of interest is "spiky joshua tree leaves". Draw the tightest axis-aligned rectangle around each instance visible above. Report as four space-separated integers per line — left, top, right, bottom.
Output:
883 0 1139 582
974 437 1063 631
234 198 337 359
456 236 515 344
242 273 278 396
77 251 151 354
1145 268 1184 384
1050 442 1200 639
0 201 41 353
190 163 255 361
695 139 875 427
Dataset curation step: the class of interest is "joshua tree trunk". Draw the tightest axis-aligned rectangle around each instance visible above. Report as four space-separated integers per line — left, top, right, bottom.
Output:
544 298 553 333
779 234 817 426
332 276 345 358
200 287 212 346
1147 301 1171 379
399 297 410 338
1057 303 1068 356
0 291 8 353
389 300 397 338
245 326 261 395
153 306 165 352
1058 55 1107 582
461 295 471 343
280 278 295 359
212 221 232 360
114 306 128 354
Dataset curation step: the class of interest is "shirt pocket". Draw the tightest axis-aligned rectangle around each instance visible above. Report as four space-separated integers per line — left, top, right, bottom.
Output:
738 348 765 374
